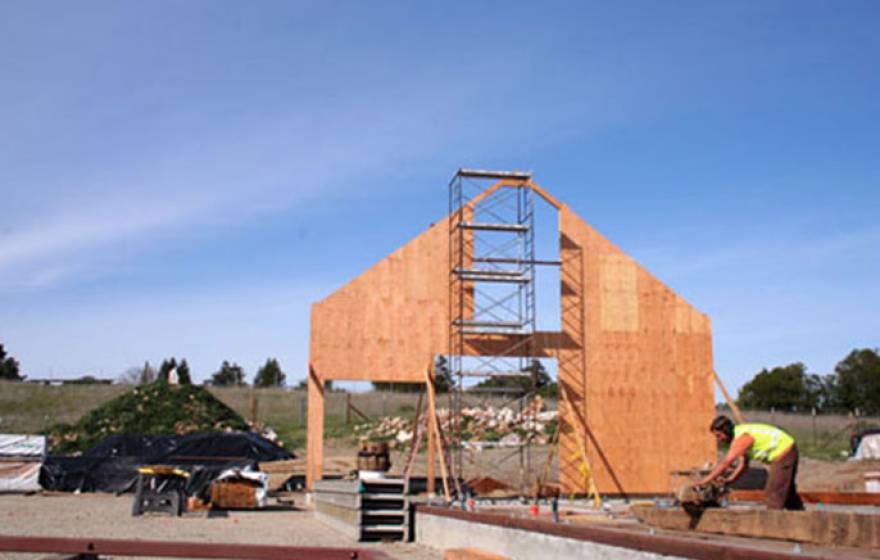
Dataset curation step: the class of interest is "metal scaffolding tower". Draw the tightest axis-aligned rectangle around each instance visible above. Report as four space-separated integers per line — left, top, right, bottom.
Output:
448 168 539 493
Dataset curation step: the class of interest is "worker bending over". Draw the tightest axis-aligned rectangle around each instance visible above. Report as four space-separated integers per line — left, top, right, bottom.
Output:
698 415 804 510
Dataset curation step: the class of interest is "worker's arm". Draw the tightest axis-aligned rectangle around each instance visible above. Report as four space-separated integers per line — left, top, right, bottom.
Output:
724 455 749 485
698 434 754 486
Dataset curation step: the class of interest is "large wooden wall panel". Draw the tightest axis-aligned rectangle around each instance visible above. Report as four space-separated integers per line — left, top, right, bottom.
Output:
310 219 451 382
558 206 715 495
308 184 715 495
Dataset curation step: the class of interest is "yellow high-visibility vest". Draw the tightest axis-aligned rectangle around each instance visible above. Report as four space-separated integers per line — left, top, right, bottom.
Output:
734 423 794 463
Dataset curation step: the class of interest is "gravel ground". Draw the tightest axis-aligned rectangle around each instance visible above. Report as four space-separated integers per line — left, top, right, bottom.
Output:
0 494 441 560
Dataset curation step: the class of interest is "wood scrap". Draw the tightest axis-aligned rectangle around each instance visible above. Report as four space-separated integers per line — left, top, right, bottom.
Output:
210 480 260 510
467 476 513 497
444 548 510 560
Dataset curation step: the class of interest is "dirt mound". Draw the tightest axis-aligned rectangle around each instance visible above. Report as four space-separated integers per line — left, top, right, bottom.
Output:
47 382 249 454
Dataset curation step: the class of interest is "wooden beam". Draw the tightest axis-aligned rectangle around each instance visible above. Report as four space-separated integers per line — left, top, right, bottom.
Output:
443 548 511 560
402 390 425 483
306 366 324 491
464 179 563 212
525 181 563 210
346 399 370 422
800 491 880 506
713 370 745 423
426 366 436 496
633 506 880 549
0 535 392 560
730 490 880 506
426 366 451 502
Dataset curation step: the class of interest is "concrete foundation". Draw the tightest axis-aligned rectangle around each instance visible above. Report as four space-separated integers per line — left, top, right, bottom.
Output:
415 511 682 560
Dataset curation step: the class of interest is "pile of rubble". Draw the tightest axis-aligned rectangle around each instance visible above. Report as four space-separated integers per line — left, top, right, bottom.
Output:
354 397 558 450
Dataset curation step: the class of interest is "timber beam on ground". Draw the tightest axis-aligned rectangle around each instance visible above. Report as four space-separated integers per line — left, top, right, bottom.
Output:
632 505 880 550
0 535 392 560
416 506 844 560
729 490 880 506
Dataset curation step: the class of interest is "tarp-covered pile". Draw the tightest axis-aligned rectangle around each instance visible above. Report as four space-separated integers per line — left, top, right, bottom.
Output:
854 430 880 460
40 432 293 497
48 382 251 454
0 434 46 493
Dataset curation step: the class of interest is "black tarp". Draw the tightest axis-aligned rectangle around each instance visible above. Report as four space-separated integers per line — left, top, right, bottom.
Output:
40 432 293 496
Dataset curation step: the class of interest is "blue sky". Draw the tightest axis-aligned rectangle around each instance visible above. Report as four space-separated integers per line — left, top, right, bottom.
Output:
1 1 877 394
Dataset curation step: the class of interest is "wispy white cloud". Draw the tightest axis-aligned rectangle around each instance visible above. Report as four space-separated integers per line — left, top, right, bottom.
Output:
0 83 480 290
637 226 880 282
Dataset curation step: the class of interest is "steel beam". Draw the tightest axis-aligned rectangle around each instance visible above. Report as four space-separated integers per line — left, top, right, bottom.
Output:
0 535 392 560
456 169 532 181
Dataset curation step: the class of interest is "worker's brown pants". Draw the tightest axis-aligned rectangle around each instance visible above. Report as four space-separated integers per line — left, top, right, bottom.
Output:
765 444 804 510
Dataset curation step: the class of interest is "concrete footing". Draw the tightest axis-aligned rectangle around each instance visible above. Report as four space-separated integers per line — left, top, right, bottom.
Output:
414 506 840 560
416 510 679 560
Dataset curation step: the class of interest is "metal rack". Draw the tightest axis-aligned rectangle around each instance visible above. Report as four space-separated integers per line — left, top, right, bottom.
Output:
447 169 540 492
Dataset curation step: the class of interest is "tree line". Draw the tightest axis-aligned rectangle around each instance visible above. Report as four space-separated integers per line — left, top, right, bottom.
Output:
0 343 287 388
121 357 288 388
737 348 880 415
5 340 877 409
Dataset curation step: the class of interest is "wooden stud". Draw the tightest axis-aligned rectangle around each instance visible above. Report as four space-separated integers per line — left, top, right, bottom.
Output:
306 365 324 491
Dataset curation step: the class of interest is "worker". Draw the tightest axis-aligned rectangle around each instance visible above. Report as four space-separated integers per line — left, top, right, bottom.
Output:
698 415 804 510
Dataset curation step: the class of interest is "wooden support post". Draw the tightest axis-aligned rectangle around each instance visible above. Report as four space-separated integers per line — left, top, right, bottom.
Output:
403 390 425 482
347 401 370 422
426 365 437 497
306 366 324 491
425 364 452 502
713 370 745 424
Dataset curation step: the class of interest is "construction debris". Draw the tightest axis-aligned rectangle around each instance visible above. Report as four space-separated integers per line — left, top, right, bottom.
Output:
0 435 45 493
353 398 557 450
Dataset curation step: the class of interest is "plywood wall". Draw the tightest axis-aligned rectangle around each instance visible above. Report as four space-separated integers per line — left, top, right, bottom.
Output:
557 205 715 495
310 218 451 382
308 185 715 495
